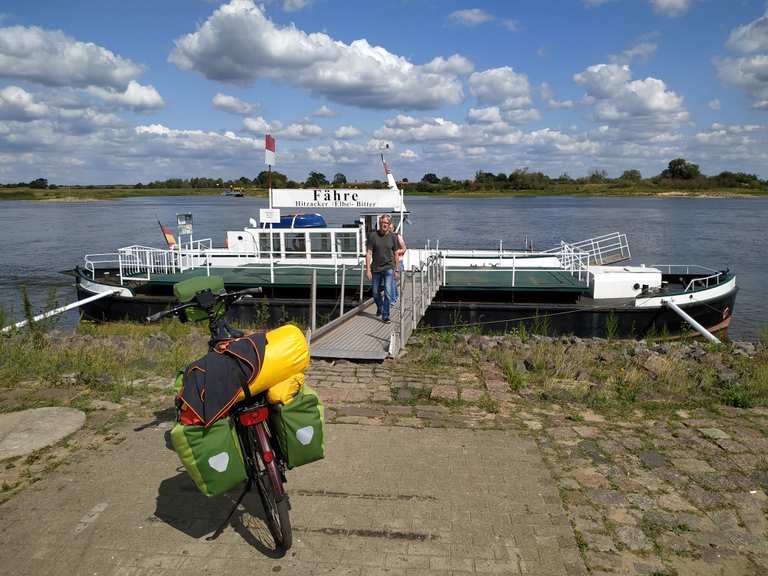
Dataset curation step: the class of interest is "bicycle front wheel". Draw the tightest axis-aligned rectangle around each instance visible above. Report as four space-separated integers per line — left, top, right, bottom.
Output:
251 423 292 551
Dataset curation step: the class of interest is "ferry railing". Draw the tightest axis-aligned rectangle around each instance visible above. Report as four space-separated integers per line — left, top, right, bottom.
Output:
650 264 724 292
118 245 180 282
438 246 591 288
83 253 121 280
559 242 591 286
545 232 630 265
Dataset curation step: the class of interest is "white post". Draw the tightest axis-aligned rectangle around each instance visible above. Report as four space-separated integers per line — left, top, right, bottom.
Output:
1 290 120 333
411 271 416 327
269 224 275 284
359 263 365 304
339 264 346 318
662 299 721 344
512 255 516 287
420 267 424 314
311 268 317 332
399 272 404 347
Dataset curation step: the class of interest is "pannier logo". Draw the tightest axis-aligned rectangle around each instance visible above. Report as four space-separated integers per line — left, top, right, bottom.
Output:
208 452 230 472
296 426 314 446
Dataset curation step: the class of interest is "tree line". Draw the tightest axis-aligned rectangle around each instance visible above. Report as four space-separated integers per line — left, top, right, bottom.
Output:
417 159 764 192
3 159 765 192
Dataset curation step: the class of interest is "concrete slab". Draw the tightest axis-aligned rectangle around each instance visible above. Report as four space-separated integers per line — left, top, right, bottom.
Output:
0 407 86 461
0 421 577 575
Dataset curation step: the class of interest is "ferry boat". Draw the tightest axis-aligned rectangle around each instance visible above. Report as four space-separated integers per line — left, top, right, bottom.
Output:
72 157 737 340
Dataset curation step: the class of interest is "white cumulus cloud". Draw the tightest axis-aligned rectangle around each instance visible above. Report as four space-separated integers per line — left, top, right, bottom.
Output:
334 125 361 139
242 116 272 133
374 116 463 142
727 13 768 53
278 119 323 139
0 86 50 120
575 63 686 124
469 66 535 115
448 9 494 26
212 93 254 115
715 54 768 109
0 25 143 90
651 0 690 17
87 80 164 111
169 0 467 110
283 0 311 12
312 105 336 117
468 106 503 124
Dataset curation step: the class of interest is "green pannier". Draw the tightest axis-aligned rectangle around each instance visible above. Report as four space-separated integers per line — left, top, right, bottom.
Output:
170 418 247 497
270 385 325 469
173 276 226 322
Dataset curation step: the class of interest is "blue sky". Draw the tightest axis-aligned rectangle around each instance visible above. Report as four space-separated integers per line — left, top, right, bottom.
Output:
2 0 768 184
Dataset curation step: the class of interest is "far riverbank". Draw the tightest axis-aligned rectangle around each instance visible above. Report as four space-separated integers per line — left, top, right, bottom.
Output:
2 183 766 201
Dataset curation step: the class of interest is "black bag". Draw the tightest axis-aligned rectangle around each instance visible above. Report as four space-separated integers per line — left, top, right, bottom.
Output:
178 333 266 426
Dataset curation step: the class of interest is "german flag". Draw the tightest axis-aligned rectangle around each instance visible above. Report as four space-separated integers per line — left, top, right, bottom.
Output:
158 221 177 249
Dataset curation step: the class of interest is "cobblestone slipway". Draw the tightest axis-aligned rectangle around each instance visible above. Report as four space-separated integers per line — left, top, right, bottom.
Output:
1 355 767 575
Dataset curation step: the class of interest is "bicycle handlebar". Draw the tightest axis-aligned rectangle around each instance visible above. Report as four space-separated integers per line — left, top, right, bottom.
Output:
145 287 263 323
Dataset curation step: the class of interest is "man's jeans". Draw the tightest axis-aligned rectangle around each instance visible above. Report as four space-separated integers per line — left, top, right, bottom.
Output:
391 263 403 304
372 269 394 320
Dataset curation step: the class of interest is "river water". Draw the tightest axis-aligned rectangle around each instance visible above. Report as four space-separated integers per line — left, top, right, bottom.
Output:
0 195 765 340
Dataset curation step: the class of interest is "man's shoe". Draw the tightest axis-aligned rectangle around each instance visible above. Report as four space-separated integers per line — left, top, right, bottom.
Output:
382 317 391 324
375 309 381 316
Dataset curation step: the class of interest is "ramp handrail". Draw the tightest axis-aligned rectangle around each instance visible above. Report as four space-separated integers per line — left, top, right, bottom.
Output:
545 232 630 264
393 253 443 356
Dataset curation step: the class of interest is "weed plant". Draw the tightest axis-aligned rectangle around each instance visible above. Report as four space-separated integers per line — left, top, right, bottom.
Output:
0 319 207 404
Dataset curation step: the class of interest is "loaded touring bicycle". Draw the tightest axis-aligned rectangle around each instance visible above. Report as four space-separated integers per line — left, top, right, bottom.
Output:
151 275 325 553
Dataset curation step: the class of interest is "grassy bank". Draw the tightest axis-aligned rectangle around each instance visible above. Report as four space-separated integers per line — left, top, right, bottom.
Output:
0 187 269 201
1 183 766 201
1 320 766 417
401 330 768 415
420 183 768 198
0 320 209 412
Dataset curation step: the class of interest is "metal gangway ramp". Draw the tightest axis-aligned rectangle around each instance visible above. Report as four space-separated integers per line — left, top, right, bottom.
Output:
310 255 443 360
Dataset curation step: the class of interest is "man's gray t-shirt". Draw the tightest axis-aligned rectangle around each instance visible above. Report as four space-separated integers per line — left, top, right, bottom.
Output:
367 231 399 272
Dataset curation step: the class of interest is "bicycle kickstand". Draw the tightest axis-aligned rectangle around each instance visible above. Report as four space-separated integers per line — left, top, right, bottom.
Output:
206 479 252 541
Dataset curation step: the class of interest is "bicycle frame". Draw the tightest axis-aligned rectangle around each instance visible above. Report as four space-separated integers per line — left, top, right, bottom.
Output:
231 398 286 498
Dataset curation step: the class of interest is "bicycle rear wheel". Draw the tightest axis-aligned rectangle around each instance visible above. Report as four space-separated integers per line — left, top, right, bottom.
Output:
248 423 292 551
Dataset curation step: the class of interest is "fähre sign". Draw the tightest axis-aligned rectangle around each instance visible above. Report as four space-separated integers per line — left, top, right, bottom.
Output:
272 188 403 209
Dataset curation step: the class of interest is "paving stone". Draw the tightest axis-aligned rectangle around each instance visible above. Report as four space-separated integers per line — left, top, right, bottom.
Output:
698 427 731 440
584 533 617 553
334 405 386 418
587 489 626 507
90 400 123 411
674 457 715 474
571 468 610 489
605 507 639 526
523 420 543 431
429 386 457 401
572 426 601 439
686 484 727 510
615 526 653 551
638 450 666 469
460 389 483 402
0 407 86 461
657 492 698 512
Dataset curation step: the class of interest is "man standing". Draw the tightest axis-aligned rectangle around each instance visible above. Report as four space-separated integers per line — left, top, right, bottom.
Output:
365 214 399 323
